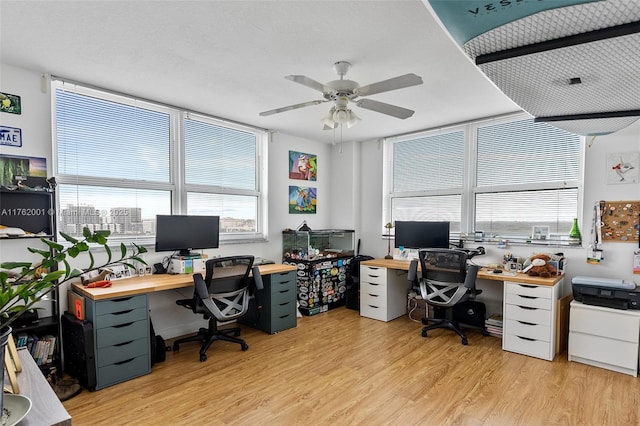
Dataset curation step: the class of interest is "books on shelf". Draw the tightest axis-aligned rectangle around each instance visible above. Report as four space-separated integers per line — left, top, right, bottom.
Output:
15 332 56 366
485 313 503 337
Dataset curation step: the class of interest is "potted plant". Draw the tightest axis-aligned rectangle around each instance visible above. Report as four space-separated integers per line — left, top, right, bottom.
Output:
0 227 147 418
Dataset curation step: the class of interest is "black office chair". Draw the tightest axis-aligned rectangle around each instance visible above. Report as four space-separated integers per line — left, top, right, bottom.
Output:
172 255 263 361
408 248 486 345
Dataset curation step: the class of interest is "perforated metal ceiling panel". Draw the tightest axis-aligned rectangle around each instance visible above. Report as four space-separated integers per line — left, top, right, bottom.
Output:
429 0 640 135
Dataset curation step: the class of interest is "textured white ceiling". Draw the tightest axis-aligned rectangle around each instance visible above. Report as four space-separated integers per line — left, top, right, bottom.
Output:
0 0 519 144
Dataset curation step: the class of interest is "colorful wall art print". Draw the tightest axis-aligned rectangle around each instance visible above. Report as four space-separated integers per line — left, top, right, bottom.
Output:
289 150 317 181
0 92 21 115
0 154 47 187
289 186 316 214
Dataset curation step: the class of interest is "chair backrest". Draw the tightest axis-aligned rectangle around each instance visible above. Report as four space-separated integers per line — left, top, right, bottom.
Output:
414 248 478 307
193 255 255 321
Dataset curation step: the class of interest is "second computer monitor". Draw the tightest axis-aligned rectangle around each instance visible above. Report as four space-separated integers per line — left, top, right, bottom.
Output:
394 221 450 249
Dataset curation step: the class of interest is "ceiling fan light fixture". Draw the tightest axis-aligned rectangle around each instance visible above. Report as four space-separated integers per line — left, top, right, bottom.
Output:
333 108 349 124
346 110 360 128
321 107 339 129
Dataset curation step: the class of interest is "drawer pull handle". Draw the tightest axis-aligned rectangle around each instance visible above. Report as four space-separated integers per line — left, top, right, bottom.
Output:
113 322 134 328
278 290 291 294
114 340 134 347
517 306 536 310
113 297 134 302
369 275 381 278
518 284 537 288
114 358 135 365
278 315 290 319
367 294 380 298
278 302 290 306
368 283 380 286
516 336 536 341
517 321 536 326
518 295 537 300
112 309 134 316
367 305 380 309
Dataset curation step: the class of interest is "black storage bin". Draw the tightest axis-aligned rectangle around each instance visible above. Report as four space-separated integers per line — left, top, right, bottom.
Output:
345 255 374 311
61 312 97 390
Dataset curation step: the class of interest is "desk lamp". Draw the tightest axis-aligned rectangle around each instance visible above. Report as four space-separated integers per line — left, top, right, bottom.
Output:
384 222 394 259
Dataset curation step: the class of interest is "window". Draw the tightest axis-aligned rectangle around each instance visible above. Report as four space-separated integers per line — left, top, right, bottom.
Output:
385 113 583 245
53 80 267 244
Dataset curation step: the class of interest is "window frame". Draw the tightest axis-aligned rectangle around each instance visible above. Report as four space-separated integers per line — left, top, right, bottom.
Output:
51 79 268 246
383 112 585 246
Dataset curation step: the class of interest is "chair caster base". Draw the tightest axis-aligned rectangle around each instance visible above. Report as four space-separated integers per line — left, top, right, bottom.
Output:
241 343 249 351
200 353 207 362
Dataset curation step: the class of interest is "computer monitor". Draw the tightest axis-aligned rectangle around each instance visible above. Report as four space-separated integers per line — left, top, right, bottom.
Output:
394 221 450 249
155 215 220 256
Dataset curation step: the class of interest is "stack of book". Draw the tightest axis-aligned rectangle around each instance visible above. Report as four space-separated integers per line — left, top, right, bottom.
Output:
485 313 503 338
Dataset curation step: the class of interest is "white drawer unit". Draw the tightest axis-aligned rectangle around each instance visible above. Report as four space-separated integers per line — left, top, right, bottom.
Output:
502 280 561 361
360 265 410 322
568 300 640 376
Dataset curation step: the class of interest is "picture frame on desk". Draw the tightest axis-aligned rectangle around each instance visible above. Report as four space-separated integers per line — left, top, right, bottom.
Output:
532 225 550 241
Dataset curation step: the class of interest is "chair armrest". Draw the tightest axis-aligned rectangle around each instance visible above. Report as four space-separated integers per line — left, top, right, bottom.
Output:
408 259 418 282
194 273 209 300
252 266 264 290
464 264 479 288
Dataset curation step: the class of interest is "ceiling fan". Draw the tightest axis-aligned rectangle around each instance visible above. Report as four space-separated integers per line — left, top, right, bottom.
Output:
259 61 423 130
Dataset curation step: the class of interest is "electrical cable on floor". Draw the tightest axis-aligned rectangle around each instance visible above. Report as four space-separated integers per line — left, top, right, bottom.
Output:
407 297 422 322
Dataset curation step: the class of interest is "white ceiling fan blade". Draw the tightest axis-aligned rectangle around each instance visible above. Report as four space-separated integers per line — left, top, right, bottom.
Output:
285 75 327 93
259 100 326 116
356 99 415 119
356 73 423 97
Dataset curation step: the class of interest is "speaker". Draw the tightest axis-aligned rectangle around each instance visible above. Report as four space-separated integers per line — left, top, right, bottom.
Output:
61 312 97 390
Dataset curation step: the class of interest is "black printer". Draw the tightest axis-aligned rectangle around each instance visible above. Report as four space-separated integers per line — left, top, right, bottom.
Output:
572 276 640 310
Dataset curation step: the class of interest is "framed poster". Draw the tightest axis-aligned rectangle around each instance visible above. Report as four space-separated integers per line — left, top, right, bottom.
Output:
0 154 47 187
532 225 550 241
289 151 317 181
289 186 316 214
607 152 639 184
0 92 21 115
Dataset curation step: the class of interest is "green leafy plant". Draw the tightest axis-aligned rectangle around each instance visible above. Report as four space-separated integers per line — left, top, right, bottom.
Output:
0 227 147 331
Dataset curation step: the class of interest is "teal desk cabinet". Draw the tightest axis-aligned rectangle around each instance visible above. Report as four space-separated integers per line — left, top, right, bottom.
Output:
84 294 151 389
242 270 298 334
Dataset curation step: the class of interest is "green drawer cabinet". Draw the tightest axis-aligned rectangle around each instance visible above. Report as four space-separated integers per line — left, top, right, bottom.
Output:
241 271 297 334
85 294 151 389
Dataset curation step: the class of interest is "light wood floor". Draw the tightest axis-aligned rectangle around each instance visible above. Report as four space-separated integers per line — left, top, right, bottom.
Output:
63 307 640 425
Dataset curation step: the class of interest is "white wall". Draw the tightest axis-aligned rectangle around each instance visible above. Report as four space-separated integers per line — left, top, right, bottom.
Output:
0 64 332 338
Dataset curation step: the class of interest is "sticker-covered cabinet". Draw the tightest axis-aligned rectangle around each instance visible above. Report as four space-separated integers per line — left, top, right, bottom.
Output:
282 229 354 316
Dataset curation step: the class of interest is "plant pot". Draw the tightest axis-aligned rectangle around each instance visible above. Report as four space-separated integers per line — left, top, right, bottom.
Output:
0 326 12 420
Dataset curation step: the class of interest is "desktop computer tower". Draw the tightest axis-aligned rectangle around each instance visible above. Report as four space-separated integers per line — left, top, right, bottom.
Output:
61 312 97 391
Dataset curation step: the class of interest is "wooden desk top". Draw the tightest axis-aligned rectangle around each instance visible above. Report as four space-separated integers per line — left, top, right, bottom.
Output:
72 263 296 300
361 258 563 287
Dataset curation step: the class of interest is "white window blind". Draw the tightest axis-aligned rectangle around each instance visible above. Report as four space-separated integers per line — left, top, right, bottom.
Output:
393 131 464 192
53 80 267 242
386 113 583 245
390 130 464 233
475 119 581 239
184 115 261 235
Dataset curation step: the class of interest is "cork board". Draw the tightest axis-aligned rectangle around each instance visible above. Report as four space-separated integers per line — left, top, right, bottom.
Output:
600 200 640 242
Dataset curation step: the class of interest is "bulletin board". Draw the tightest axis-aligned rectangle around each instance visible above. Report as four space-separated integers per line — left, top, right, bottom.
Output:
599 200 640 242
